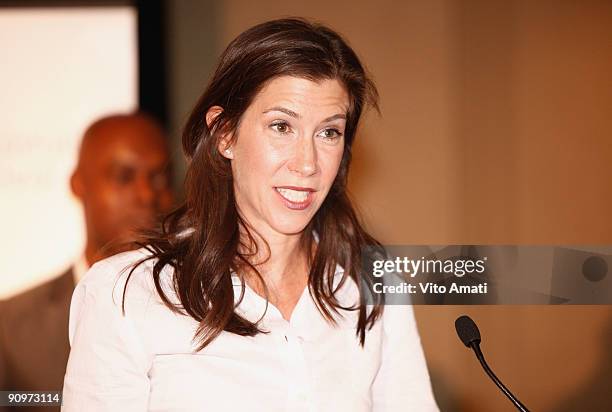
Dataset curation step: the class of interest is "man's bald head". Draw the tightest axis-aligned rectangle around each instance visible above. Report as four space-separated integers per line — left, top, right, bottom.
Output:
71 113 174 264
76 113 167 168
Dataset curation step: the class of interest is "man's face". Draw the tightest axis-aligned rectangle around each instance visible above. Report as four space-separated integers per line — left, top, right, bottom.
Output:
73 117 173 253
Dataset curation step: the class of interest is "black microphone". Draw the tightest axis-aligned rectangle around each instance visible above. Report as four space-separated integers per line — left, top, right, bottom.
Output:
455 315 530 412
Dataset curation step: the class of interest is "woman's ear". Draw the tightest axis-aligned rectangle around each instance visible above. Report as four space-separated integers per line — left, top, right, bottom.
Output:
206 105 234 159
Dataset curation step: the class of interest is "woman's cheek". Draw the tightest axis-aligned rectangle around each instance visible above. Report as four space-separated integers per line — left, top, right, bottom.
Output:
319 148 344 180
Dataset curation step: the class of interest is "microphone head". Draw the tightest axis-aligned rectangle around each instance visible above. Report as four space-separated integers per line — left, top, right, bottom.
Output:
455 315 481 347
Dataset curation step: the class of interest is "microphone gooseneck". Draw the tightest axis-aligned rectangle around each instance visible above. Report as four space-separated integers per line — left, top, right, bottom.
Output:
455 315 530 412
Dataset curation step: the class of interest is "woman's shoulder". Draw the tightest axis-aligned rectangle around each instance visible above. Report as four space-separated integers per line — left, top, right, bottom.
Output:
77 247 175 306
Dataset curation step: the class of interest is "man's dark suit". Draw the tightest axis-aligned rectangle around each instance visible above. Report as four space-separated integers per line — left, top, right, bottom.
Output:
0 270 75 412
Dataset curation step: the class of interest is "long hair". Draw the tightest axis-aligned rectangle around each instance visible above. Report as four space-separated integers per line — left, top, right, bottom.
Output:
124 17 384 350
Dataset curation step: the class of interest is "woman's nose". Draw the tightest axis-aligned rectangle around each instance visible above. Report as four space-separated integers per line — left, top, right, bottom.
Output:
287 136 318 176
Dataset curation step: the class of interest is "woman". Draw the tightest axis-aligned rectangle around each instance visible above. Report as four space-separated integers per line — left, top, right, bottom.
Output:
62 18 438 411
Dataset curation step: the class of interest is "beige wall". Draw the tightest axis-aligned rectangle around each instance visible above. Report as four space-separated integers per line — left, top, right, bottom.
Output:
170 1 612 410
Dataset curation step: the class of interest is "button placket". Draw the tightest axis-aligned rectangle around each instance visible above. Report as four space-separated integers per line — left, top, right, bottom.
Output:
282 328 310 411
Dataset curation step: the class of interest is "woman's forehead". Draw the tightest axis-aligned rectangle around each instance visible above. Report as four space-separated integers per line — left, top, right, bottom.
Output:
251 76 349 115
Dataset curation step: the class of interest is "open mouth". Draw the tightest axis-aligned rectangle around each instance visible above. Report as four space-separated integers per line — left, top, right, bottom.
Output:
274 186 315 210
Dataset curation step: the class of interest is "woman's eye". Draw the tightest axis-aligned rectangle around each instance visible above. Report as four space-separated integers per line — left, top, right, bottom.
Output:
270 121 291 134
318 128 343 140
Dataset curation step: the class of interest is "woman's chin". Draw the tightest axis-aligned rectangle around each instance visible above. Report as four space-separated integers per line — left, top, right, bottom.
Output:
268 215 313 236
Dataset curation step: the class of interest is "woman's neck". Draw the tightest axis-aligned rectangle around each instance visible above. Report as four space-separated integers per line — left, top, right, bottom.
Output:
238 225 311 297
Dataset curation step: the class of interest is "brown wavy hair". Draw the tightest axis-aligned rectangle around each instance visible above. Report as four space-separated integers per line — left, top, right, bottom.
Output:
125 17 384 350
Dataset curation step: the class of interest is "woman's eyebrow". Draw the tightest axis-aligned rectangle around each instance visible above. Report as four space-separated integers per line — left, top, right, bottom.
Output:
322 113 347 122
263 106 300 118
262 106 347 122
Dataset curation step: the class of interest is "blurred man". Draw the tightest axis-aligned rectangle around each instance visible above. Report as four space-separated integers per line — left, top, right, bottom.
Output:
0 113 174 411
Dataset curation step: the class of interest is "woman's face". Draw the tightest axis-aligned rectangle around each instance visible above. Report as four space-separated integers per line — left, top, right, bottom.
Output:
225 76 348 238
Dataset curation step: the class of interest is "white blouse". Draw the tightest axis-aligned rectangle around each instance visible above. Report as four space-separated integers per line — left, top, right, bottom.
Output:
62 249 438 411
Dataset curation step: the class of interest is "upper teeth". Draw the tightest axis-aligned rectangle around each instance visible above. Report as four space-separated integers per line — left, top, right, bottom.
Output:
276 188 309 203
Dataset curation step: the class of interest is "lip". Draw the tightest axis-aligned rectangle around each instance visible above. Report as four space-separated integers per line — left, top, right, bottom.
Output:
274 186 316 210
